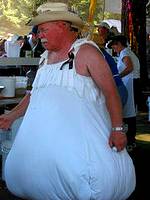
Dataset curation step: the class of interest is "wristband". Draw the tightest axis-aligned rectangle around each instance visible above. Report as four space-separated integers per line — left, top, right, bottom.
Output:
112 124 128 134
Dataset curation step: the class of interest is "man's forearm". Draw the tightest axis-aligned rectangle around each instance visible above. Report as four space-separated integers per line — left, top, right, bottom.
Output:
106 91 123 127
10 93 30 119
119 68 133 78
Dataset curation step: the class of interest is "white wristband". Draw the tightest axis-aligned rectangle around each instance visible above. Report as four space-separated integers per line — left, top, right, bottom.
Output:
112 127 124 131
112 124 128 134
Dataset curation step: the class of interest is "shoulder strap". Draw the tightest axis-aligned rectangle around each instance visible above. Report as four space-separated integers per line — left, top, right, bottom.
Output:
39 50 48 68
60 52 74 70
70 38 103 56
59 38 105 71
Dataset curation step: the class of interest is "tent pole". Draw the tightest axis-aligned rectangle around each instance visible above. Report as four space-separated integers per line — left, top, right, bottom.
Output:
102 0 105 20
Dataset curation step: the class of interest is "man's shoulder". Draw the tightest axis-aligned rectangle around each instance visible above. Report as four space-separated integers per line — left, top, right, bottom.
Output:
72 38 100 51
77 43 103 61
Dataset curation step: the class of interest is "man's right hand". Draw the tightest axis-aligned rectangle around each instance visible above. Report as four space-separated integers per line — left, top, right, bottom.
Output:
0 94 30 131
0 113 16 131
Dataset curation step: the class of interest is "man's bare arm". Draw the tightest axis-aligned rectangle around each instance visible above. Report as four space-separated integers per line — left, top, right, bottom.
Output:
119 56 133 78
77 44 127 151
0 93 30 130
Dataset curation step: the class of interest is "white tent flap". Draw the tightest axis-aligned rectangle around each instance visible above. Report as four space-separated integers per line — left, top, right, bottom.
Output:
104 0 122 14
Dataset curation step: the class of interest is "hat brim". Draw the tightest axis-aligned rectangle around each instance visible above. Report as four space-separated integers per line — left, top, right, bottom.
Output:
27 11 84 29
107 35 127 49
94 23 110 30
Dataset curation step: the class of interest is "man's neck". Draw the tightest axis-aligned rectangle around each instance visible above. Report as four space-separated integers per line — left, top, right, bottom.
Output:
47 37 77 64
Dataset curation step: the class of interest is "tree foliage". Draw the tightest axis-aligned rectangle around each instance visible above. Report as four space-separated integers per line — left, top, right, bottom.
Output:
0 0 120 37
1 0 32 25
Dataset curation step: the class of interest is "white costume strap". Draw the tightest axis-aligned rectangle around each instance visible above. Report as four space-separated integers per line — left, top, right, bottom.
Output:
39 50 48 68
69 38 103 57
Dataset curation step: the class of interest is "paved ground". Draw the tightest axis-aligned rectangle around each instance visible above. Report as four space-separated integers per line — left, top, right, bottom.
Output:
128 112 150 200
0 112 149 200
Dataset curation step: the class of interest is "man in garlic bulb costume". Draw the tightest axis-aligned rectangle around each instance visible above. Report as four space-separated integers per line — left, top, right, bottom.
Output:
0 2 136 200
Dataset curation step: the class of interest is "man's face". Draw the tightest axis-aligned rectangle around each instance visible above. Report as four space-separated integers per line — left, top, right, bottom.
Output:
16 38 24 47
38 21 66 51
111 42 121 53
98 26 109 37
31 33 38 44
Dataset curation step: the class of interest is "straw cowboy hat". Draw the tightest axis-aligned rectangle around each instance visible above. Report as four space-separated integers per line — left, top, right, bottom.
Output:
27 2 84 29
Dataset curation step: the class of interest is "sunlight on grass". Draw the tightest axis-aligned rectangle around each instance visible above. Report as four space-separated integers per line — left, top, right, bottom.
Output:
136 134 150 142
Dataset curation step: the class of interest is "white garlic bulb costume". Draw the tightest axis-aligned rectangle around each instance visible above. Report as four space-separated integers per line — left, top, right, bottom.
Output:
5 39 136 200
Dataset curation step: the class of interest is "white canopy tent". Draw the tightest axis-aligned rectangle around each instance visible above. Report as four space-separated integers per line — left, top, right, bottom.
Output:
102 0 122 33
104 0 122 14
103 19 121 33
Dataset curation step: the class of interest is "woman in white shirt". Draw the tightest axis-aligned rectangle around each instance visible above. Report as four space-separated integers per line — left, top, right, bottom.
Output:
108 35 138 152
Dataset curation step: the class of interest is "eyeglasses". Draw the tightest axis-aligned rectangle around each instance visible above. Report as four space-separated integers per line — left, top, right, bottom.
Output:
37 28 49 35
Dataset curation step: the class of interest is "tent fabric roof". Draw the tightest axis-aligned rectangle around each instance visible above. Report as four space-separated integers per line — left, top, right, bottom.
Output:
104 0 121 14
103 19 121 32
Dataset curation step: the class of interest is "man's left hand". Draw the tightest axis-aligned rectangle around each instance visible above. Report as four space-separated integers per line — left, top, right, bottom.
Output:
109 131 127 152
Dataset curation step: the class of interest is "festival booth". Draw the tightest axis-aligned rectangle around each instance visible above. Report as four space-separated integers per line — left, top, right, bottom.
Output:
0 0 149 182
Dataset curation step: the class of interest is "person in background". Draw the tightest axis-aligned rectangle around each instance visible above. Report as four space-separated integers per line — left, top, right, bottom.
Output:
101 48 128 107
132 53 142 112
0 39 7 57
108 35 139 152
28 25 45 58
26 26 45 87
0 39 7 76
96 22 111 49
16 36 24 46
94 24 128 107
0 2 135 200
18 27 45 86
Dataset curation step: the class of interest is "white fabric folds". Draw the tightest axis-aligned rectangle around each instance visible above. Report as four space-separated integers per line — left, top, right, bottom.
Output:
5 39 135 200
